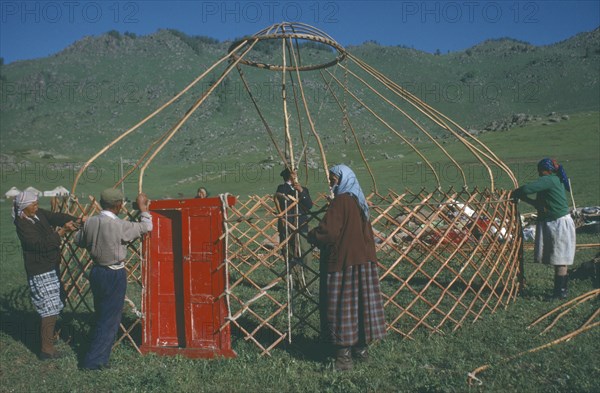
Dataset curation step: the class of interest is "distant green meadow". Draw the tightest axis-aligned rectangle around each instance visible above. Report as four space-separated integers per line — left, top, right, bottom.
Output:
0 111 598 392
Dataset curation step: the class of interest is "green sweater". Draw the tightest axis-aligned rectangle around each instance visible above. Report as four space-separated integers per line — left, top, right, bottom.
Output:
514 174 569 221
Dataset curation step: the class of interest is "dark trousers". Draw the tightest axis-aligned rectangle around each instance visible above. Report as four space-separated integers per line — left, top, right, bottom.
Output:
82 266 126 369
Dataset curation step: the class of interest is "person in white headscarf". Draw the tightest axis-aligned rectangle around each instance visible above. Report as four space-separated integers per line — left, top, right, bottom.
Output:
13 191 81 360
308 165 386 371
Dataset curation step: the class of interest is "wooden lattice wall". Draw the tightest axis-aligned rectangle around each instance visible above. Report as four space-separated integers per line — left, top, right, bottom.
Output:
60 189 522 355
58 196 145 351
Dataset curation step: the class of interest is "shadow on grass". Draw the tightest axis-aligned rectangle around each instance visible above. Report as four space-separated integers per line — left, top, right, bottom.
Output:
0 285 41 355
281 334 330 363
570 251 600 288
230 314 328 362
0 285 95 360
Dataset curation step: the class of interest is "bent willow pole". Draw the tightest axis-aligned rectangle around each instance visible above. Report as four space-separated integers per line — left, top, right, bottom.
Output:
72 21 517 195
65 22 523 356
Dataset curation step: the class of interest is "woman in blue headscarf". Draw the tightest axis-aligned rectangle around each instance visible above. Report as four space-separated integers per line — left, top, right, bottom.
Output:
308 164 386 371
512 158 576 300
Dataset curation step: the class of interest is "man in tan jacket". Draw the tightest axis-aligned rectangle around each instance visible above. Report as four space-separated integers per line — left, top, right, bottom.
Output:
76 189 152 370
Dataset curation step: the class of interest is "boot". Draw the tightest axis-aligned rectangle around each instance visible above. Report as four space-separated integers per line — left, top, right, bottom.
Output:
334 347 353 371
558 275 569 299
352 346 369 362
552 275 569 300
39 315 62 360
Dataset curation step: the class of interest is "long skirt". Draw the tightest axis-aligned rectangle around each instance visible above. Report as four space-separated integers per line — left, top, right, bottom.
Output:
534 214 576 266
320 261 386 347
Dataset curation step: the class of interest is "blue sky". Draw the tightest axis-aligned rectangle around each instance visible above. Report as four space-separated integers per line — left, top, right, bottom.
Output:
1 0 599 64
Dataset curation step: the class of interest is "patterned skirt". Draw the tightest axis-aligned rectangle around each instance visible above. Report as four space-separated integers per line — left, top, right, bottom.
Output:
28 270 64 318
320 262 386 347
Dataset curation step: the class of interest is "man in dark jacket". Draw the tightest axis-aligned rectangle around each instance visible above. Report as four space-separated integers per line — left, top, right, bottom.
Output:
275 167 314 264
275 168 314 291
13 191 80 360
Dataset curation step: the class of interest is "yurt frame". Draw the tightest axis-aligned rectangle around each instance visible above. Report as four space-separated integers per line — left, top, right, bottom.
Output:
60 22 524 355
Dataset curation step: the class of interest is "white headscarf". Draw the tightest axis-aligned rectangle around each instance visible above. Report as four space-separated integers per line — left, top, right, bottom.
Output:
12 191 38 223
329 164 369 219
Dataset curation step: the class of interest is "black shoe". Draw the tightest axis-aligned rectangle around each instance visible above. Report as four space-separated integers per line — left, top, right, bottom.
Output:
39 351 66 361
551 275 569 300
555 287 568 300
80 363 110 371
334 347 353 371
352 346 369 362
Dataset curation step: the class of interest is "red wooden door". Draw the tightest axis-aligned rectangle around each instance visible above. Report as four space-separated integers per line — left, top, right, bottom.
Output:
141 196 235 358
145 209 185 347
183 206 219 349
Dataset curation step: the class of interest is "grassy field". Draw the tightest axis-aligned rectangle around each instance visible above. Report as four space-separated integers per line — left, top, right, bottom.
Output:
0 111 599 392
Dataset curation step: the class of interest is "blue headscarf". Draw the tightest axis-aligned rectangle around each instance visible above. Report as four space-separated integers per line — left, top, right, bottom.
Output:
537 158 570 192
329 164 369 219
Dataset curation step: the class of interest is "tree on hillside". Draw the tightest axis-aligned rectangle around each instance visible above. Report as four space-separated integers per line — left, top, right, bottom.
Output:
107 30 121 40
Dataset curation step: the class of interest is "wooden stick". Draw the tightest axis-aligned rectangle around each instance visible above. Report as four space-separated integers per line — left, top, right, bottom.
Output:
71 40 249 194
468 321 600 386
325 68 441 188
340 63 468 188
281 36 295 170
568 178 577 211
286 35 330 188
138 40 259 192
319 69 378 193
528 289 600 328
236 65 289 169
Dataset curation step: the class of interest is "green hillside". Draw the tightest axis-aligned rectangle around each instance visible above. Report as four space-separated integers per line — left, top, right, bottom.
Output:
0 27 599 197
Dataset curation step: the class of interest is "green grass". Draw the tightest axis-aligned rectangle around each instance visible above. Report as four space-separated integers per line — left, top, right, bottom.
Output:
0 256 599 393
1 110 599 392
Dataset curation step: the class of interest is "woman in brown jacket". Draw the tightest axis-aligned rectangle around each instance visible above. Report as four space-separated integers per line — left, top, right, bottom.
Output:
13 191 79 359
308 164 386 371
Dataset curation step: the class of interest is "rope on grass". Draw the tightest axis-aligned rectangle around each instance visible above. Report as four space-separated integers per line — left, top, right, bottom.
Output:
467 289 600 386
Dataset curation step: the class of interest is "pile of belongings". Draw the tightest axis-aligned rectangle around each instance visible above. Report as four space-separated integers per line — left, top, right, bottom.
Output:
573 206 600 231
521 206 600 241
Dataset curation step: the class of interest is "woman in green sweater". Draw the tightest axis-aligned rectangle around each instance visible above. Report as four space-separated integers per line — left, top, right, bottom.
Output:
512 158 576 299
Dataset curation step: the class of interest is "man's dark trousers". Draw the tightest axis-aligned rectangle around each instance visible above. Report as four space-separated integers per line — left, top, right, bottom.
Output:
81 266 126 370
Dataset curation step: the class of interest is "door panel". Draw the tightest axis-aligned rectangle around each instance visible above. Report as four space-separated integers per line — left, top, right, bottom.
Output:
142 196 236 358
